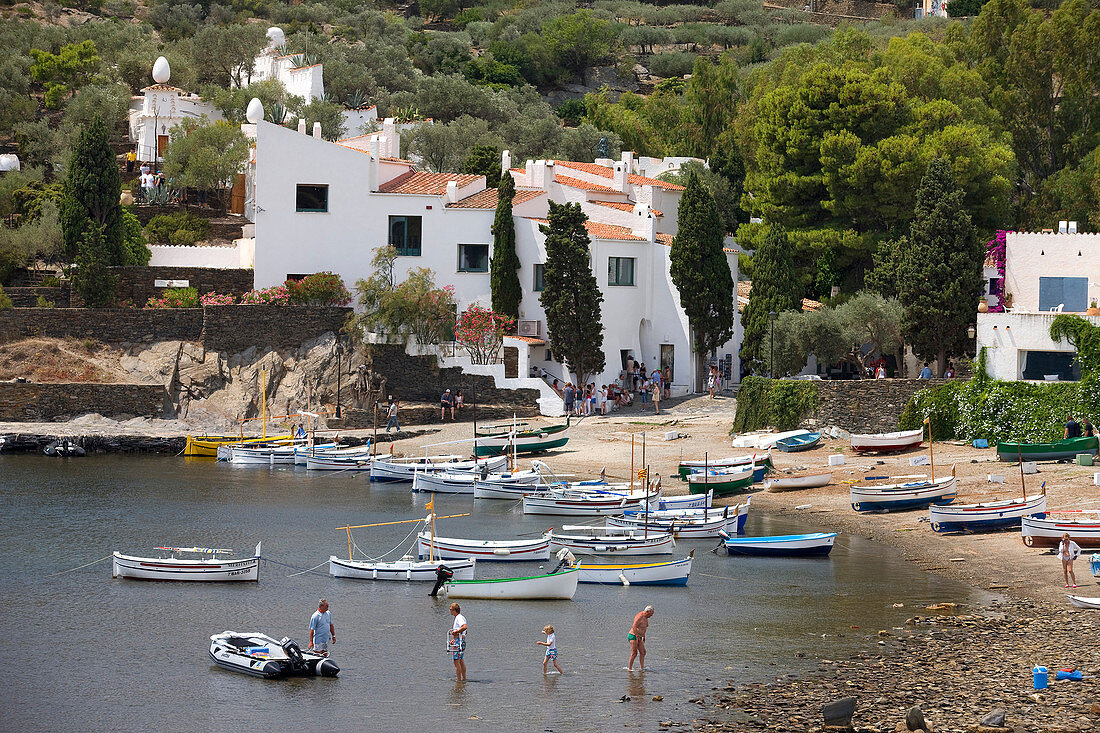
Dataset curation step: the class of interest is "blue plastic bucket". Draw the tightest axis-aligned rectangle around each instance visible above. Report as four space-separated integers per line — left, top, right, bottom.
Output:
1033 666 1048 689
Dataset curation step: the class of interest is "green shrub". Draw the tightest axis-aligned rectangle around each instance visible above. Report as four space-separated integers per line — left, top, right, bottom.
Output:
145 287 199 308
286 272 352 306
39 275 61 287
647 51 697 79
0 285 12 310
898 380 960 441
168 229 200 247
145 211 210 245
36 295 56 308
732 376 819 432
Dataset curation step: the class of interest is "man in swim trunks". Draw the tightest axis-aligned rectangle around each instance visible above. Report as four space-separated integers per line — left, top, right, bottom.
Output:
627 605 654 671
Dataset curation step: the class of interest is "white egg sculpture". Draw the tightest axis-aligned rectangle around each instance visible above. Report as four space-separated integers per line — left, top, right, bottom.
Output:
266 27 285 48
152 56 170 84
246 98 264 124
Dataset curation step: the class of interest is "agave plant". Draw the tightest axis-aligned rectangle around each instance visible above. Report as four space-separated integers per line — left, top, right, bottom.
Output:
390 106 423 123
345 89 367 110
270 102 287 124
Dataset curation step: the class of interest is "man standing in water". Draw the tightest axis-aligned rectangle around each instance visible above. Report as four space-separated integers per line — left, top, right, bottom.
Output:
449 602 468 681
627 605 654 671
308 598 335 655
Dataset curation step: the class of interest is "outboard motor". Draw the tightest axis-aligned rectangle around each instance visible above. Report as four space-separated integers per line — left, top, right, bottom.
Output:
280 636 308 672
550 548 576 574
429 564 454 597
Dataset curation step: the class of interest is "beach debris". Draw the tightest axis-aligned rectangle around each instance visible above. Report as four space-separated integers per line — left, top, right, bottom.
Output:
662 431 680 441
910 455 930 466
1022 462 1039 474
905 704 929 731
652 695 663 701
820 696 857 728
925 603 958 612
987 474 1006 483
795 504 812 510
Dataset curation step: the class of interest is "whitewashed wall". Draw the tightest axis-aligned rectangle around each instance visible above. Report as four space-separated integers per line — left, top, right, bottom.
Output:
148 243 252 269
1005 232 1100 312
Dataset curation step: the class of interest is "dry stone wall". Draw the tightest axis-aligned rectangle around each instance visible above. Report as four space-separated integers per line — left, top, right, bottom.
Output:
2 287 70 308
809 378 953 433
0 308 203 344
0 382 167 421
69 266 254 307
201 306 352 353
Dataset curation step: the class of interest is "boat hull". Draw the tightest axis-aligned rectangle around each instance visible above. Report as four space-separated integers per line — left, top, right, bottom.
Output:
328 556 475 581
678 454 771 481
112 552 259 581
850 476 957 512
413 470 540 495
996 436 1099 462
472 423 570 456
687 468 753 496
370 455 507 483
776 433 821 452
305 454 377 471
732 430 811 450
765 472 833 492
548 531 674 556
658 490 711 510
577 555 693 586
445 569 579 600
208 632 339 679
1022 515 1100 547
1067 594 1100 609
606 513 736 539
522 491 657 516
929 494 1046 533
723 532 837 557
416 533 551 562
850 429 924 453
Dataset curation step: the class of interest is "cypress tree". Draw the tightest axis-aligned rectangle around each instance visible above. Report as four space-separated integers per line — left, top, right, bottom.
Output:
60 117 123 264
539 201 605 384
897 157 981 375
71 223 118 307
741 225 800 373
670 170 735 386
490 172 521 327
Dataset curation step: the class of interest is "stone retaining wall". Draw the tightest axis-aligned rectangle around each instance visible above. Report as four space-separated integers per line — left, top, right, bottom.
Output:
337 402 541 429
810 378 953 433
2 286 70 308
368 344 541 408
0 382 167 421
201 305 352 352
0 308 204 344
69 266 254 307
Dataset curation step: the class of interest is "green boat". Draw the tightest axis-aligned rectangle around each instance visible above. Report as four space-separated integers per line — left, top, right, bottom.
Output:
996 436 1098 461
472 420 570 457
686 466 754 497
677 452 772 480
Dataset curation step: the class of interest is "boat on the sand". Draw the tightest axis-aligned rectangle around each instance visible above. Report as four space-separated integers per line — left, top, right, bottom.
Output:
722 532 836 557
1022 512 1100 547
850 429 924 453
928 492 1047 533
996 436 1098 462
776 432 821 452
764 472 833 492
850 473 957 512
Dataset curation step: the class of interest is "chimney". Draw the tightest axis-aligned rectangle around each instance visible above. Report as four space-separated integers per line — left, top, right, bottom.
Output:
621 150 634 173
367 139 380 192
382 118 397 158
613 161 628 192
631 202 656 241
446 180 458 205
312 121 322 138
501 149 511 179
1059 220 1069 234
297 118 306 134
1069 221 1078 234
531 160 548 190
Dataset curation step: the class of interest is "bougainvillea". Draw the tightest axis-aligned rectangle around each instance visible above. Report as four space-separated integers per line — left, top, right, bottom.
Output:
144 287 198 308
286 272 352 306
985 230 1007 312
240 285 291 305
199 291 235 306
455 305 515 364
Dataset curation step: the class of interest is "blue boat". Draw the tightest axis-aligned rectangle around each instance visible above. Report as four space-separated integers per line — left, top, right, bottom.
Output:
776 432 821 452
722 532 837 557
850 474 957 512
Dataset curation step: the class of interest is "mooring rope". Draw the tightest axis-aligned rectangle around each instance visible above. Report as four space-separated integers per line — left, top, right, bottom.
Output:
351 521 424 562
261 557 329 577
283 559 330 577
48 554 112 577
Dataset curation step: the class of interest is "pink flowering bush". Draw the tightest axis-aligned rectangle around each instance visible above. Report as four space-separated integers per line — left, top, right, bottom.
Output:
985 231 1008 312
240 285 291 305
200 291 235 306
455 305 515 364
145 287 198 308
286 272 352 306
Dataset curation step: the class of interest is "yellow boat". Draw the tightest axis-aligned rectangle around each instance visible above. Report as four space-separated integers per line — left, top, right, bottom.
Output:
184 434 293 457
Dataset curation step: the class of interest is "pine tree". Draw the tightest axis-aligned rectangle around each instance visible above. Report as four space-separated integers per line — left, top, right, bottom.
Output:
897 157 981 375
670 170 735 387
490 173 521 327
539 201 605 384
60 117 123 264
72 223 118 307
741 225 801 374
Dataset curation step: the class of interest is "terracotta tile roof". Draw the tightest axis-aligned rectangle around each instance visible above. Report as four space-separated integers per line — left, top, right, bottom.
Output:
448 188 545 209
288 63 322 71
656 233 674 245
555 160 685 191
554 175 622 195
736 281 820 312
505 335 547 345
525 218 647 241
381 157 415 165
378 171 481 195
591 200 663 216
142 84 184 92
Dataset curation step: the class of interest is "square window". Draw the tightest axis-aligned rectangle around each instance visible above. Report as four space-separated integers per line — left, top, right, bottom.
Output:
608 256 635 286
389 215 422 256
295 184 328 212
458 244 490 272
533 263 545 292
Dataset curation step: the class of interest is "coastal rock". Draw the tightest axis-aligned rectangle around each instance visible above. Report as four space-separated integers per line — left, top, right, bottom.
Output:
980 709 1006 727
905 706 929 731
821 696 857 728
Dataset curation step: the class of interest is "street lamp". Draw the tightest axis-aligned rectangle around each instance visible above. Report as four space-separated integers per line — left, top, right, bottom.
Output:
768 311 778 379
967 324 976 340
334 338 344 419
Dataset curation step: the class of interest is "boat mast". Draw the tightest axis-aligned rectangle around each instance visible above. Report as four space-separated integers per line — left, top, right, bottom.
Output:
261 367 267 440
925 417 934 479
630 434 635 491
372 402 378 457
428 499 436 563
472 387 478 460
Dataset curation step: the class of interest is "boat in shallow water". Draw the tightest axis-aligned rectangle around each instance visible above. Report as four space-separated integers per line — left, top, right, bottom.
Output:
722 532 837 557
113 543 261 581
416 532 551 562
412 469 541 495
208 631 339 678
443 568 579 600
577 552 693 586
328 555 475 581
185 434 292 458
996 436 1099 462
548 526 675 556
370 454 508 482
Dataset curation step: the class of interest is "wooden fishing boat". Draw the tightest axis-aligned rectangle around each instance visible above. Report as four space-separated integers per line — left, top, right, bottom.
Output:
764 472 833 492
628 496 751 534
659 490 712 510
722 532 836 557
850 473 957 512
444 568 579 600
369 455 507 483
227 442 303 465
577 552 694 586
416 532 551 562
293 442 340 465
473 475 606 500
732 430 812 450
850 428 924 453
472 420 571 456
1067 594 1100 609
306 452 391 471
329 555 476 581
687 465 754 496
185 434 291 458
1022 512 1100 547
996 436 1099 462
522 487 659 516
929 493 1047 533
678 452 772 480
412 469 540 495
776 432 821 452
548 526 675 556
606 508 737 539
113 543 261 581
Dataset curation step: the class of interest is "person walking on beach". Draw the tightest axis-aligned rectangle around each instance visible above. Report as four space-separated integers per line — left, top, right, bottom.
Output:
563 383 575 414
627 605 654 671
441 389 454 421
1058 533 1082 588
385 397 400 433
537 624 563 674
308 598 335 655
449 602 468 681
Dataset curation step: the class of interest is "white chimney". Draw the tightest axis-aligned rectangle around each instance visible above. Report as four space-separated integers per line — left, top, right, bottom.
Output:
531 160 549 190
446 180 459 205
297 119 306 134
367 139 380 192
613 161 628 192
1059 220 1069 233
631 202 656 241
382 118 397 158
1069 221 1078 234
621 150 634 172
312 121 322 138
501 149 511 178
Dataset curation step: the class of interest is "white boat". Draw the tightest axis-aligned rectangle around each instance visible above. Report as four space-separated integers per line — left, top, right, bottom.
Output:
548 526 674 556
229 443 301 465
658 490 712 510
523 488 660 516
577 552 693 586
731 431 811 450
678 453 771 479
1022 512 1100 547
764 472 833 492
850 473 957 512
209 631 339 678
293 442 340 465
113 543 261 582
606 509 738 539
722 532 837 557
444 568 579 600
216 438 295 461
929 493 1047 533
370 454 508 483
1067 594 1100 609
416 532 551 562
412 469 541 495
850 428 924 453
629 496 751 534
306 452 391 471
473 475 607 500
328 555 475 581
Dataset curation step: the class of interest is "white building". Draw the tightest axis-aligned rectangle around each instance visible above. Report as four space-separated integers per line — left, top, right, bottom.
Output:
251 119 741 394
128 57 223 163
976 227 1099 382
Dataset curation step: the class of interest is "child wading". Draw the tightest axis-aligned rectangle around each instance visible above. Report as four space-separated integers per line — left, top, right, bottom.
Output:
538 625 563 674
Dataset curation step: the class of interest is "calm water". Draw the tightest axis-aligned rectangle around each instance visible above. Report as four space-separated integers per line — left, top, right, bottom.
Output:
0 455 991 732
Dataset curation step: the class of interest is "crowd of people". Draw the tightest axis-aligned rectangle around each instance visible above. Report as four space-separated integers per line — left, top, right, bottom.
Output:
538 355 679 416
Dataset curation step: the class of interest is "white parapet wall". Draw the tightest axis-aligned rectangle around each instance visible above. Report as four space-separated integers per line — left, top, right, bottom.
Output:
148 242 254 269
976 310 1100 381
